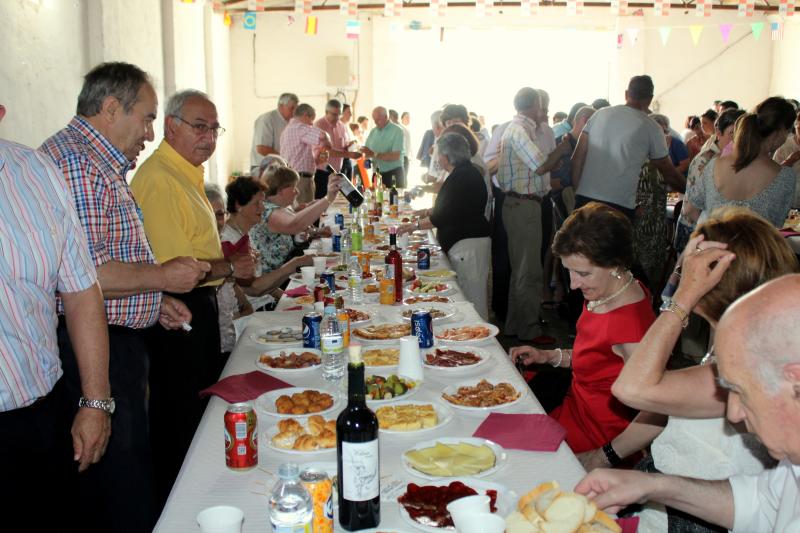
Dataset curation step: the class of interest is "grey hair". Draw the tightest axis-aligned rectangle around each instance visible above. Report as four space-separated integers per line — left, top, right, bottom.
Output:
326 99 342 112
257 154 288 178
436 132 472 166
204 182 224 204
650 113 670 130
165 89 211 120
294 103 315 118
430 110 443 128
278 93 299 106
76 62 152 117
514 87 539 113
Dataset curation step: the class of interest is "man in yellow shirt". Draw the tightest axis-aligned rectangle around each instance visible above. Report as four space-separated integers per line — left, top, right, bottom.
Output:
131 89 255 507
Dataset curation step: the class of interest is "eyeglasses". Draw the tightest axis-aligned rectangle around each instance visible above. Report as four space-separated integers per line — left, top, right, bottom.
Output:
701 345 716 366
214 209 227 218
172 115 226 138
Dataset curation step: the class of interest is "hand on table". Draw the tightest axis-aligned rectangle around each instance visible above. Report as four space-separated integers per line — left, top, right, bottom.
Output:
509 345 553 366
673 235 734 310
574 468 653 514
72 407 111 472
158 295 192 330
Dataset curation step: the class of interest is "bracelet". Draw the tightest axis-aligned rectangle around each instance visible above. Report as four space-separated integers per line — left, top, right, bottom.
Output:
602 441 623 467
661 300 689 328
565 349 572 368
550 348 564 368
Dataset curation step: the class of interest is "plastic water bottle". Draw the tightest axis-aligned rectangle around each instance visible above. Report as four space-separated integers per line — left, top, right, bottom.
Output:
340 229 352 267
347 255 363 304
269 463 313 532
321 304 345 382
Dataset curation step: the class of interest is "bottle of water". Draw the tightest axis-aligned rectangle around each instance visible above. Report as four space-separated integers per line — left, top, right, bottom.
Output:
347 255 363 304
340 228 352 267
269 463 313 532
321 304 345 382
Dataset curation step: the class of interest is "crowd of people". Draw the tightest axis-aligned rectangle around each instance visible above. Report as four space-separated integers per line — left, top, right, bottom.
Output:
2 57 800 533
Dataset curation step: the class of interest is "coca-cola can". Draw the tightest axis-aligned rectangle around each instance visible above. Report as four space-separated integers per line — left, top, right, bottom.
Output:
224 402 257 470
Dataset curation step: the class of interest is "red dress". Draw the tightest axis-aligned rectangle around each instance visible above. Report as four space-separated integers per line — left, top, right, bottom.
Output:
550 285 655 454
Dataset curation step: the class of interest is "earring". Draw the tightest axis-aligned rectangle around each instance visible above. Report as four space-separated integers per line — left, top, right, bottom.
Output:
610 270 621 279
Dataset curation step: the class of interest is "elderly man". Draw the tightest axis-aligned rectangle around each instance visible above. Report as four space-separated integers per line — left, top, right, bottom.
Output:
131 89 256 507
313 99 361 199
279 103 331 203
250 92 298 176
571 75 685 219
362 106 405 188
577 273 800 531
341 103 356 178
1 103 111 532
40 62 205 532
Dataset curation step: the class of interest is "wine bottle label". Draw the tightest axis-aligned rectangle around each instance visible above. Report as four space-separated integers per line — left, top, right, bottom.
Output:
341 440 380 501
340 179 355 193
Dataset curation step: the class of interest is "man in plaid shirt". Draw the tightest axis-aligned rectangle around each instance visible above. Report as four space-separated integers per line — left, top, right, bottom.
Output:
40 62 210 533
280 103 331 203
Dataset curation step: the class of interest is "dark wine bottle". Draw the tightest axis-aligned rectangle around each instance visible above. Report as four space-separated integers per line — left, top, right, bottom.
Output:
385 227 403 303
329 165 364 208
336 345 380 530
389 175 399 206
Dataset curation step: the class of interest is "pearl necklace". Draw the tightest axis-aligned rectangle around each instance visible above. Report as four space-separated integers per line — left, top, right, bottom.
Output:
586 272 634 312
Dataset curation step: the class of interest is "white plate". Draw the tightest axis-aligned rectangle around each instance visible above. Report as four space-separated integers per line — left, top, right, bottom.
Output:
440 379 525 412
417 270 457 281
255 348 322 373
405 282 455 296
397 478 516 533
351 323 413 345
434 323 499 345
365 374 420 405
377 401 454 436
362 345 401 370
263 423 336 455
390 303 457 324
250 327 304 347
344 306 374 327
401 437 508 480
403 296 455 305
421 346 492 373
255 387 342 418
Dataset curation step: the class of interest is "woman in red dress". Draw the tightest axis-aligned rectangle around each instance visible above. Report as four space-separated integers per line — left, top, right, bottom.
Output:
511 203 655 453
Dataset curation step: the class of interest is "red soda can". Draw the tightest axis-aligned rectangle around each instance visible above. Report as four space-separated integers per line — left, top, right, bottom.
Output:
224 402 258 470
314 283 329 303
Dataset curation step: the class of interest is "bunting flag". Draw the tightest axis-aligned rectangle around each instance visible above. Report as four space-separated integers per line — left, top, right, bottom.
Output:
384 0 395 16
223 12 232 26
340 0 348 14
751 21 764 39
689 24 704 45
348 0 358 17
738 0 755 17
779 0 795 16
476 0 494 17
566 0 584 16
611 0 628 16
654 0 670 17
771 21 783 40
243 11 257 30
696 0 712 17
346 19 360 39
247 0 257 10
520 0 539 15
719 23 733 43
181 0 194 3
658 26 671 45
626 27 639 46
305 15 318 35
430 0 446 17
617 33 624 49
295 0 311 15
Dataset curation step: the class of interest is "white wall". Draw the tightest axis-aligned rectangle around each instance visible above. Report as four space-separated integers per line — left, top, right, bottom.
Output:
770 17 800 100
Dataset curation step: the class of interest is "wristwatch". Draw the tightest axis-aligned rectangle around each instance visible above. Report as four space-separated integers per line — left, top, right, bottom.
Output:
78 397 116 415
659 298 689 328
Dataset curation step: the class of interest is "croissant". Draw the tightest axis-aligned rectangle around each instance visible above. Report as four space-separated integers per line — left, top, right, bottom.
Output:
292 434 319 451
307 415 325 436
271 431 297 449
277 418 303 435
317 429 336 448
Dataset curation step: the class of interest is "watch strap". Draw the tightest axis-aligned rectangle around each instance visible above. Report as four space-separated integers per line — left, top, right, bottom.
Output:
78 397 114 414
661 300 689 328
602 441 623 467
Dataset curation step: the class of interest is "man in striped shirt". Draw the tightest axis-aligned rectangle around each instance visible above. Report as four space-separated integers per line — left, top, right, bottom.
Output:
40 63 210 532
0 103 111 531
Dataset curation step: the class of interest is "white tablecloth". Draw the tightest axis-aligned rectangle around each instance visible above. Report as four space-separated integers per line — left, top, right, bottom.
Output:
154 236 586 532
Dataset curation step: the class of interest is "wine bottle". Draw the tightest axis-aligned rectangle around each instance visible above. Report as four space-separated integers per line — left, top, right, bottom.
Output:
336 345 380 530
329 165 364 208
385 227 403 303
389 175 398 206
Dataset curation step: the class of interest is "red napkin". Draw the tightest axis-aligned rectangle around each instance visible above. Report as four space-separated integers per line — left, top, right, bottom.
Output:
284 305 304 311
780 229 800 238
284 285 310 297
472 413 567 452
199 371 292 403
221 234 251 259
617 516 639 533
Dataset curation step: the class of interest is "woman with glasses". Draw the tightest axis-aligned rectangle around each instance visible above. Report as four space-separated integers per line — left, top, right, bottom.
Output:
580 207 797 532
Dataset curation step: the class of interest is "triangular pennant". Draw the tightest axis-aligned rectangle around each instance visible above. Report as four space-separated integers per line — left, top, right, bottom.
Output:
305 15 318 35
626 27 640 46
689 24 704 45
223 12 232 26
659 26 671 45
617 32 624 49
719 23 733 43
243 11 257 30
738 0 755 17
751 21 764 40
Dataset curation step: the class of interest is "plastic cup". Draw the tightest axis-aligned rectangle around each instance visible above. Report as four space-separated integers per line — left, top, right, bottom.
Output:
398 335 424 382
320 238 333 253
398 233 410 249
312 256 327 275
196 505 244 533
455 512 505 533
300 266 316 287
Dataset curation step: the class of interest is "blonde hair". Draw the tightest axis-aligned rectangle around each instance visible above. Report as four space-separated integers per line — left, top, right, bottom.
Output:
263 166 299 196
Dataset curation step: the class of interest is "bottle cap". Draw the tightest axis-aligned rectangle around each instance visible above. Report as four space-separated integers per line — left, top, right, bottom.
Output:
278 462 300 479
389 226 397 235
349 344 362 364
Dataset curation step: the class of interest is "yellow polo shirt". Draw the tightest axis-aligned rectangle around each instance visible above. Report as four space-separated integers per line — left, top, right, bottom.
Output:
131 140 223 286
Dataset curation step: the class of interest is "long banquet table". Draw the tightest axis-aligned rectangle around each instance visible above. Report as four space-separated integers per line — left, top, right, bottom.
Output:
154 230 586 532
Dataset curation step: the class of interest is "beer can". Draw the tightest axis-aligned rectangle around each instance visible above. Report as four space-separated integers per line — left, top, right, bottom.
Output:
224 403 258 470
358 253 371 276
332 234 341 253
411 310 434 348
321 270 336 291
335 213 344 228
364 224 375 239
314 283 329 303
417 248 431 270
303 312 323 349
300 468 334 533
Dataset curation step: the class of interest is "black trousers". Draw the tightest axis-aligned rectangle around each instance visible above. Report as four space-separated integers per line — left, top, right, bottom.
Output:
314 167 331 200
379 166 406 189
147 286 223 510
0 379 74 532
491 187 511 323
57 319 156 533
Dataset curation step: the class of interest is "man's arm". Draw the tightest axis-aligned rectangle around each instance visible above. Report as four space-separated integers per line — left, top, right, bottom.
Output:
60 282 112 472
575 470 734 530
375 151 401 161
256 145 278 157
570 131 589 190
577 411 667 471
652 156 687 192
96 256 210 298
202 254 256 284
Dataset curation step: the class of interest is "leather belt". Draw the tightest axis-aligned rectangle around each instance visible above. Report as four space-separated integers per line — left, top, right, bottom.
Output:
298 172 313 178
505 191 543 203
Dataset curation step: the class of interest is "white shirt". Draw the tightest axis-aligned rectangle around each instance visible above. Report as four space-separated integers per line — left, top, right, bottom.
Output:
730 459 800 532
400 123 412 160
250 109 288 171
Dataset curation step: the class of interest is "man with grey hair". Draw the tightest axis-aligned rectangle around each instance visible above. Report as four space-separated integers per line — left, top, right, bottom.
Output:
250 92 298 175
576 273 800 532
132 89 256 507
40 62 205 532
313 99 361 199
279 103 331 203
362 106 406 188
416 110 441 169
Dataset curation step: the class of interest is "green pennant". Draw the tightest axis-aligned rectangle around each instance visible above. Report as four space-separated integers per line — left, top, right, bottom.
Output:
751 21 764 40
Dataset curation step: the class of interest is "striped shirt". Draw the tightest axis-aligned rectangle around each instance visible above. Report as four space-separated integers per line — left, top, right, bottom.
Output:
0 139 98 411
497 114 549 196
40 116 162 328
280 118 326 174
